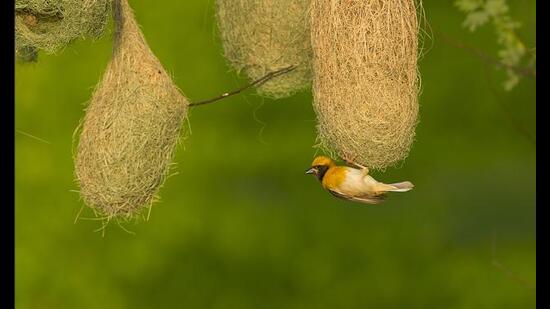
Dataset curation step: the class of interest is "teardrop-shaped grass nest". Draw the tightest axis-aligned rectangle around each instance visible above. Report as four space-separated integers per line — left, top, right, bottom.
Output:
74 0 188 222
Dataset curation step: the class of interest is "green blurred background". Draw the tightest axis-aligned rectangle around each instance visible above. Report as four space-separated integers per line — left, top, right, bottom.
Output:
15 1 536 308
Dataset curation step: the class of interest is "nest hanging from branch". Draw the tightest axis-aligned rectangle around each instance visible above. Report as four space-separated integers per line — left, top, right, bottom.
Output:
74 0 188 220
216 0 312 99
311 0 421 170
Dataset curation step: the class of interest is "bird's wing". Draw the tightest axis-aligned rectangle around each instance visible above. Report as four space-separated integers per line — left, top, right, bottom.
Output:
328 188 386 205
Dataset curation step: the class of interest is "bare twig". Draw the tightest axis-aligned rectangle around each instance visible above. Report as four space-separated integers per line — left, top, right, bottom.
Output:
434 29 536 78
16 129 51 144
482 64 536 147
432 27 536 147
491 232 536 290
189 65 297 107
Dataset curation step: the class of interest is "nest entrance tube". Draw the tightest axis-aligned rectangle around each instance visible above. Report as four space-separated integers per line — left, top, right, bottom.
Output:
74 0 189 220
310 0 421 170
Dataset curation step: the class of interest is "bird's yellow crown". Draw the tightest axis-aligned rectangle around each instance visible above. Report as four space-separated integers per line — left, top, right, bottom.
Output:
311 156 336 167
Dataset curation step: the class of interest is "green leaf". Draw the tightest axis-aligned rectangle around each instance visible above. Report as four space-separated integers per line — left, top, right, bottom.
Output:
455 0 484 12
463 11 490 31
484 0 509 17
503 70 520 91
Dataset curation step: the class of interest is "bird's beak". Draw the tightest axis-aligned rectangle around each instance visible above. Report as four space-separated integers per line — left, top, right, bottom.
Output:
305 167 316 175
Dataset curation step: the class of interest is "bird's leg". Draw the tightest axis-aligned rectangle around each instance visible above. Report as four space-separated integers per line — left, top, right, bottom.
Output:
342 157 369 174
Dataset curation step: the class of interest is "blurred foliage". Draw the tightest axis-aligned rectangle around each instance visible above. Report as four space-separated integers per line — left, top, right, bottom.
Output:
455 0 536 90
15 0 536 308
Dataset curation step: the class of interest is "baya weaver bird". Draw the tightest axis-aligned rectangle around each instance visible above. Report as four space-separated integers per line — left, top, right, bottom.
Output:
305 156 414 204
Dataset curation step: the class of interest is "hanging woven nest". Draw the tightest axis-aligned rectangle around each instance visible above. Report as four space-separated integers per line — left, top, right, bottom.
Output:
15 0 111 61
74 0 188 220
216 0 312 99
310 0 421 170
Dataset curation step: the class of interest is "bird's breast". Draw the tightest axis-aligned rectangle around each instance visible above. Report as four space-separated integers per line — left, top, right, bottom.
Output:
321 166 348 190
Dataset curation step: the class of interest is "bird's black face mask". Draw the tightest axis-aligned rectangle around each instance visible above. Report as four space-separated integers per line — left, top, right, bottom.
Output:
305 165 329 181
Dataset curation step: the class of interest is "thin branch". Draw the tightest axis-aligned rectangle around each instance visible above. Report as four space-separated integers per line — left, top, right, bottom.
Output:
16 129 51 144
482 64 536 147
430 28 535 147
189 65 297 107
434 29 536 78
491 232 536 290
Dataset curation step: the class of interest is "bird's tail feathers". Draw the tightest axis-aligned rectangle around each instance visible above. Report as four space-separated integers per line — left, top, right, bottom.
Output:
387 181 414 192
